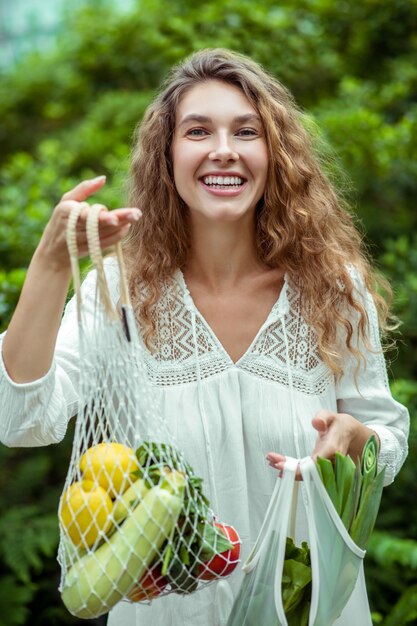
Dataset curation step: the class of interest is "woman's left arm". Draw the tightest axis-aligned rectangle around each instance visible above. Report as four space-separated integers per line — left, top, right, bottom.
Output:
267 271 409 484
329 275 409 485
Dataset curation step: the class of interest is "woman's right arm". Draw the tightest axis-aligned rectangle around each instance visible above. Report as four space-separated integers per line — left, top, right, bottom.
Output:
2 176 141 383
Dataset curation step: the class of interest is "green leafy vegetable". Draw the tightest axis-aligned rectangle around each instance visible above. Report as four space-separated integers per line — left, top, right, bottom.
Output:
281 435 385 621
350 465 385 549
316 456 338 509
281 538 311 625
135 441 233 593
335 452 356 527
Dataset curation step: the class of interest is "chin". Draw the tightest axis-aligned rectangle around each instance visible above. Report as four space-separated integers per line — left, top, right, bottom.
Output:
197 202 255 223
209 210 250 223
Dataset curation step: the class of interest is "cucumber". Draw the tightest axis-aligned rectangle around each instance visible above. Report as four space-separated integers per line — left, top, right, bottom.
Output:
61 472 184 618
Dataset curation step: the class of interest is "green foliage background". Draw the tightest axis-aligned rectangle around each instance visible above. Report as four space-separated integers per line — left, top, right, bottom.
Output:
0 1 416 624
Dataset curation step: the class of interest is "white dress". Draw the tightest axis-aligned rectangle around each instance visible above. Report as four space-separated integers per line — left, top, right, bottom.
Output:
0 259 409 626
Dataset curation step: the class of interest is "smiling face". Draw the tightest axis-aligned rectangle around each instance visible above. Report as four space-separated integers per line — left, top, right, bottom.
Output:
172 80 269 225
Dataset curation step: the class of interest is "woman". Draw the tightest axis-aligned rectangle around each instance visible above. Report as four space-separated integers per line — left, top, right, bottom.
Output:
0 49 409 625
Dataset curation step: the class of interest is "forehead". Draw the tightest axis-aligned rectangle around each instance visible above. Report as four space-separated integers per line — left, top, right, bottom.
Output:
175 79 258 123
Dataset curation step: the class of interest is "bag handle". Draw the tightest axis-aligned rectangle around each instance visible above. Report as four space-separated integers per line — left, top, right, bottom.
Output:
241 457 299 626
65 204 132 326
299 456 365 626
66 205 84 322
242 457 298 574
299 457 365 558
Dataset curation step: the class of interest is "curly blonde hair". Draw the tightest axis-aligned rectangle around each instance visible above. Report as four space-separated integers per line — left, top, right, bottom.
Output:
124 48 393 376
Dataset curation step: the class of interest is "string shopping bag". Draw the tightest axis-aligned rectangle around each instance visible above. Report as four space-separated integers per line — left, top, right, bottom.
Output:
58 206 241 619
227 456 366 626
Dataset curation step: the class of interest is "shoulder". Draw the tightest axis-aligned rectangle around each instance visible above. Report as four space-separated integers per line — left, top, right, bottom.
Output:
344 264 377 316
345 263 365 289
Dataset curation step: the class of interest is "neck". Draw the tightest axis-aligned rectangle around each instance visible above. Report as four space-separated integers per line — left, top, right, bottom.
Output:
184 216 265 291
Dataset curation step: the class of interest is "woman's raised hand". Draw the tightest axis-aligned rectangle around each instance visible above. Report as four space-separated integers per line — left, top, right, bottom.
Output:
36 176 141 272
2 176 141 383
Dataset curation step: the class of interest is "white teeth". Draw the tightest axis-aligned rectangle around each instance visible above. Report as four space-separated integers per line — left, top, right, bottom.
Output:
203 175 244 186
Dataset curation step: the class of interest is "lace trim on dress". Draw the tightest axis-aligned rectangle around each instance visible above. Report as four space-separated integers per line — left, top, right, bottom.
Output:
145 279 230 385
239 356 333 395
143 272 332 394
240 283 333 394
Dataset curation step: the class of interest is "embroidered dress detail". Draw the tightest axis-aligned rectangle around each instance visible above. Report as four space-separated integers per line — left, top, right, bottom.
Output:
240 281 333 394
145 272 333 395
146 279 230 386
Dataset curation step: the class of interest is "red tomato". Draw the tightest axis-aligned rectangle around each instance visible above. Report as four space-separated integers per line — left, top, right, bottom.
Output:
198 522 241 581
128 564 168 602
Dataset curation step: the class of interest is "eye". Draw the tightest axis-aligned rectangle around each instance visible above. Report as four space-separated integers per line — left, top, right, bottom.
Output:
185 128 209 138
236 128 259 138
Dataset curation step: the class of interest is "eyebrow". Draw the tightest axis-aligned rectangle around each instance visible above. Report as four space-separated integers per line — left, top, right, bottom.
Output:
178 113 261 127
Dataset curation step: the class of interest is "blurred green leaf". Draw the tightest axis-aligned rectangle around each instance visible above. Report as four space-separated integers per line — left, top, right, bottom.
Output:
1 1 417 624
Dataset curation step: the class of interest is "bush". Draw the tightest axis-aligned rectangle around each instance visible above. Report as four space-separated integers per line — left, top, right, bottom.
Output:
0 1 416 623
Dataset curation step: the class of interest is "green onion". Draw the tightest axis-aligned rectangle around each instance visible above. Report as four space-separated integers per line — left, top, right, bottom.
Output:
316 456 338 511
360 435 379 500
347 463 363 532
350 467 385 549
334 452 356 530
276 435 386 624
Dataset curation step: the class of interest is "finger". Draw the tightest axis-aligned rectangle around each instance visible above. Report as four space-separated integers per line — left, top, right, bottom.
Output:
312 416 329 434
74 209 141 251
312 410 335 434
312 451 336 464
74 203 109 230
266 452 285 467
273 461 303 481
74 205 141 232
96 223 132 249
102 208 142 226
61 176 106 203
314 409 334 422
90 203 114 225
93 207 142 236
311 441 337 462
76 224 132 258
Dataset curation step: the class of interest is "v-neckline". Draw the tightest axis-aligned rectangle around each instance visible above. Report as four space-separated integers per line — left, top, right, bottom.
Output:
176 270 289 366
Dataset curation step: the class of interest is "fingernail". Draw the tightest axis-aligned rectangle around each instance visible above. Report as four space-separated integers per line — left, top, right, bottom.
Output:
128 209 141 221
91 175 106 183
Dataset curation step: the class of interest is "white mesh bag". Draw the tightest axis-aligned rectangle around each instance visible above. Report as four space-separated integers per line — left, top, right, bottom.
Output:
226 456 366 626
58 206 241 619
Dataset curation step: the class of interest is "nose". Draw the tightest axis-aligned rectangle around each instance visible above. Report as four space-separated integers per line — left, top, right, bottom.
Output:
208 133 239 163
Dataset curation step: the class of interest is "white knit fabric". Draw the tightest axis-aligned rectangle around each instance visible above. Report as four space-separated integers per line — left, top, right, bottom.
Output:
0 257 409 626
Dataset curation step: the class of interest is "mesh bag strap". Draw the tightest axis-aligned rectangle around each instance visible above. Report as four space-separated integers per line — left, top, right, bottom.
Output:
66 204 84 322
65 204 131 321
